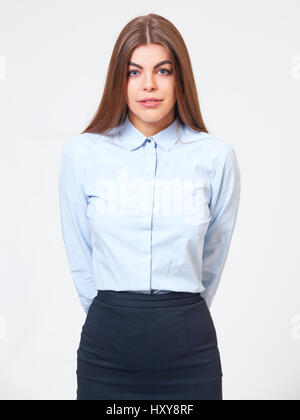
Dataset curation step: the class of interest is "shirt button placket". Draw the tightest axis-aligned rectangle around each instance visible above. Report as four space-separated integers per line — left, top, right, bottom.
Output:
139 137 157 292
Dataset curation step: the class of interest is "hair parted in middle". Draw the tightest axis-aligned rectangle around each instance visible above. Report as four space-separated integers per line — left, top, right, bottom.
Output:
81 13 209 145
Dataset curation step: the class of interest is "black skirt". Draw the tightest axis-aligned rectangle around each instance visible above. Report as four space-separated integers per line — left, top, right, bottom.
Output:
76 290 223 400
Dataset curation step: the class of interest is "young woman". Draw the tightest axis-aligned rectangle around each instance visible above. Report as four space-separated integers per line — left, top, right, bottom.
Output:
59 13 241 400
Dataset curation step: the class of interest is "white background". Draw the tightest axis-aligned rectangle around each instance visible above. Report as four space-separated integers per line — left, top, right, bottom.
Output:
0 0 299 400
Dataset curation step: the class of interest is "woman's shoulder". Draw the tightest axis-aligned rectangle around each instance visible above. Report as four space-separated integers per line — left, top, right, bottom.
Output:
181 125 236 160
62 131 111 158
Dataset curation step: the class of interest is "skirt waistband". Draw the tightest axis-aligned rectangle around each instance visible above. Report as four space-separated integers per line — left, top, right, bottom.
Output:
95 290 204 308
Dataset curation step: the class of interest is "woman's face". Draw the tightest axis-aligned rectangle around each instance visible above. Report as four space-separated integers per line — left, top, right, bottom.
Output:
126 43 176 131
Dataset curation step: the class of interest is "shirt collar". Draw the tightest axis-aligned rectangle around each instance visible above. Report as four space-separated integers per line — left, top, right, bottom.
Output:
116 114 184 152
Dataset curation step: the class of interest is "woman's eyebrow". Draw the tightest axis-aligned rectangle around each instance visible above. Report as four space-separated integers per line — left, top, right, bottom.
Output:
128 60 172 69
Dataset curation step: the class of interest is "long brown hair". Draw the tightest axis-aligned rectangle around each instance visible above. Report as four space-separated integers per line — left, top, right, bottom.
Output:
81 13 209 136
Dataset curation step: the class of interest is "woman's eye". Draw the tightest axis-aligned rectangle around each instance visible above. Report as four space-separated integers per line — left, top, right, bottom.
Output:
128 68 172 76
128 70 138 76
159 68 172 74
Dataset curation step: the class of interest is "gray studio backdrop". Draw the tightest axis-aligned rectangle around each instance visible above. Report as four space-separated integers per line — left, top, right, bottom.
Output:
0 0 299 400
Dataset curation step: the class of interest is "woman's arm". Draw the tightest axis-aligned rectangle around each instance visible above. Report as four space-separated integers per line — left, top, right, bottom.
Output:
201 147 241 309
58 136 97 314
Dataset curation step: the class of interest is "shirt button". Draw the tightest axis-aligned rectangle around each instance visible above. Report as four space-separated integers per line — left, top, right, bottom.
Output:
147 139 152 143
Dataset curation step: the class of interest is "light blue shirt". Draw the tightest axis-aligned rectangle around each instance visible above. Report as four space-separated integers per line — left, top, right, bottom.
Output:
58 114 241 315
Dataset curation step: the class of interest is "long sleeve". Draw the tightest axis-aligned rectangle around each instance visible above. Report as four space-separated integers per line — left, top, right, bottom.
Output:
58 136 97 315
200 147 241 309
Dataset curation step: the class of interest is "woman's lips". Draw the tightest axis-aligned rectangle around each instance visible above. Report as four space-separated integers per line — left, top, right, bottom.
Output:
138 99 163 108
